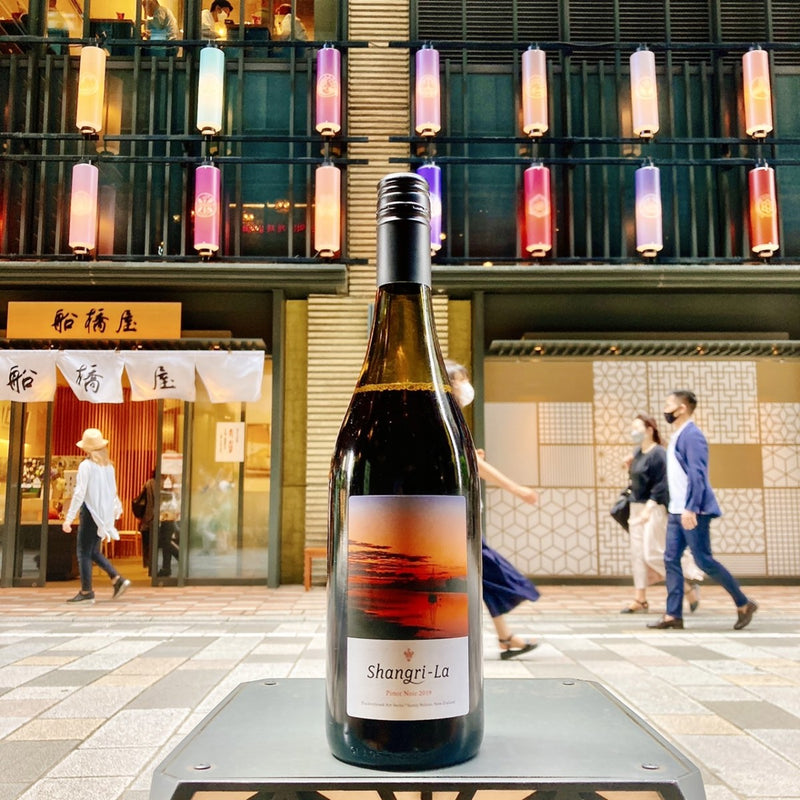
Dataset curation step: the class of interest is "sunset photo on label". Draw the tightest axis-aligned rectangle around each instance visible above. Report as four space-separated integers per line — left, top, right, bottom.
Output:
347 495 469 640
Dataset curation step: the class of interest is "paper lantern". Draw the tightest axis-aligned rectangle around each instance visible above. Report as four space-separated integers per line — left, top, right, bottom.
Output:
630 48 659 139
522 46 548 137
315 44 341 136
523 164 552 257
634 164 663 257
742 47 773 139
193 164 221 257
314 163 341 257
76 46 107 135
749 164 779 257
415 45 441 137
68 163 99 254
196 45 225 136
416 163 442 254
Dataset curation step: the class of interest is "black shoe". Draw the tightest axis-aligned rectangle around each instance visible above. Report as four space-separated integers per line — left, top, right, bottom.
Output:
499 637 538 660
113 577 130 599
647 616 683 629
734 600 758 630
67 591 95 604
157 569 172 577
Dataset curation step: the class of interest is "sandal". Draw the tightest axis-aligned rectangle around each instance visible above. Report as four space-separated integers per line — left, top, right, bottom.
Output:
620 599 649 614
499 636 538 660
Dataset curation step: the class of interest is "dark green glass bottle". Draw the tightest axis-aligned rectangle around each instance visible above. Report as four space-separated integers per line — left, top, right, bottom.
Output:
326 172 484 770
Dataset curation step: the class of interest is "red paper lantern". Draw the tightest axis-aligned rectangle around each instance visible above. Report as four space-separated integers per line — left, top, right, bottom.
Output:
742 47 773 139
749 164 779 257
523 164 552 257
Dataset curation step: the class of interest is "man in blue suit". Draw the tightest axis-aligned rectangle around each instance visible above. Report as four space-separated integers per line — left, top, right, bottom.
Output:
647 389 758 631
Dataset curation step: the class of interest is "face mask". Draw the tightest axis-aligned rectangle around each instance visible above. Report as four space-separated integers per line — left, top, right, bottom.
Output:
631 430 644 444
664 408 680 424
454 381 475 408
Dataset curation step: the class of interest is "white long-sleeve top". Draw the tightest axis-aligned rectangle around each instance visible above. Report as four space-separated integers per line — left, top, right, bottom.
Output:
65 458 122 542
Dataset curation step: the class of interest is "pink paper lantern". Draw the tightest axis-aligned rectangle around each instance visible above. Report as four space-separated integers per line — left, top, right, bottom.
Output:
523 164 552 257
314 163 341 257
630 48 659 138
415 46 441 137
635 164 663 257
522 46 548 137
316 44 341 136
194 164 221 257
68 162 99 254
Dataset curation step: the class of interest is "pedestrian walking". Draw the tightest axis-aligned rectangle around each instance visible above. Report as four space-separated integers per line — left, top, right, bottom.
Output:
647 390 758 630
61 427 131 604
621 413 703 614
446 360 540 659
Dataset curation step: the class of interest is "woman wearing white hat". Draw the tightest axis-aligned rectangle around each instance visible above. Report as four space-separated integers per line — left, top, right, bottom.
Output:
62 428 130 603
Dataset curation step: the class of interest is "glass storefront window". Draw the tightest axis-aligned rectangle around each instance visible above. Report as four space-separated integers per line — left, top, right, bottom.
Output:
46 0 81 55
0 0 28 54
0 402 8 575
85 0 185 56
187 362 271 580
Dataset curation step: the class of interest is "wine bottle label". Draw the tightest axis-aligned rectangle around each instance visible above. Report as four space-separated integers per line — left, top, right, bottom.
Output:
345 494 470 721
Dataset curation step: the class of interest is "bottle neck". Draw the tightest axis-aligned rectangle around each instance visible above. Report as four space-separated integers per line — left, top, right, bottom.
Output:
357 283 448 391
376 217 431 287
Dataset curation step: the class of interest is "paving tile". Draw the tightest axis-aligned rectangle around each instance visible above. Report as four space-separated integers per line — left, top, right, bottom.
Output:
0 666 57 688
704 700 800 730
12 656 77 667
110 657 188 677
649 713 741 735
0 785 29 800
81 707 188 748
17 776 130 800
8 717 105 741
47 746 155 777
0 740 79 782
126 669 227 709
0 716 26 738
751 729 800 763
674 733 800 796
24 670 108 688
41 685 143 720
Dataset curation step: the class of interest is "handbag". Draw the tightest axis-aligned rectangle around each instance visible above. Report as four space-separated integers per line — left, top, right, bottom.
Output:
131 486 147 519
610 487 632 531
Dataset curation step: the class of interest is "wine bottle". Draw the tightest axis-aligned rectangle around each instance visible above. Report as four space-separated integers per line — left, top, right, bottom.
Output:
326 172 484 770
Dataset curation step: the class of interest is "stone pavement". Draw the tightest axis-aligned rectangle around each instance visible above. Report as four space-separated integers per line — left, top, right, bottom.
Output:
0 580 799 800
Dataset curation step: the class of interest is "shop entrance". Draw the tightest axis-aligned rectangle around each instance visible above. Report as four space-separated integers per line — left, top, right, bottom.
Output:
0 361 272 587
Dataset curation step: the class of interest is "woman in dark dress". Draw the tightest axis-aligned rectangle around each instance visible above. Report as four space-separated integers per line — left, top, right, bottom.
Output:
446 360 540 660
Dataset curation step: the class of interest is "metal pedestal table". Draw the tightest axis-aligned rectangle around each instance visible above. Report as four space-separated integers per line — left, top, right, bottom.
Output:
149 678 705 800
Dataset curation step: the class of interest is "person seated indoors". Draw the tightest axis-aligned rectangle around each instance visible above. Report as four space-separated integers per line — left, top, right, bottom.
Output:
141 0 180 40
202 0 233 39
273 2 307 41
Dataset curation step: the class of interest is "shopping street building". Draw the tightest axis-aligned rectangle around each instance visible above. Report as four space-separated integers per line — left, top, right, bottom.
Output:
1 0 799 588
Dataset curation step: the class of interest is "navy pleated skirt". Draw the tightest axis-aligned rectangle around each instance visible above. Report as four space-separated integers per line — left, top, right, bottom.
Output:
482 540 540 618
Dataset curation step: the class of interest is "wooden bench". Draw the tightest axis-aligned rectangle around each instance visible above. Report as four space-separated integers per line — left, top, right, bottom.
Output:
303 546 327 591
